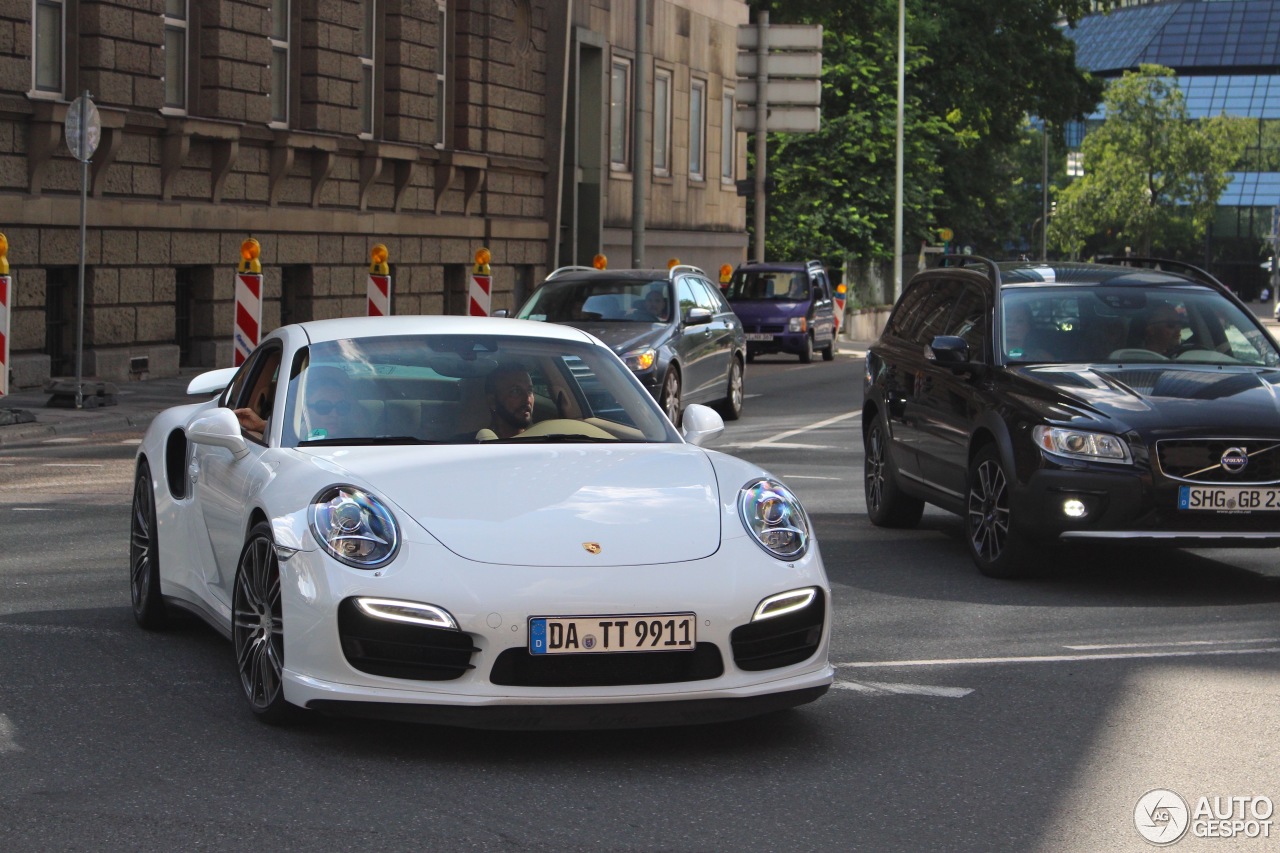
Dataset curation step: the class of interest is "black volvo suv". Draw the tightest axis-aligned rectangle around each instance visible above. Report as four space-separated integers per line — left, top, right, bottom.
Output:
862 255 1280 578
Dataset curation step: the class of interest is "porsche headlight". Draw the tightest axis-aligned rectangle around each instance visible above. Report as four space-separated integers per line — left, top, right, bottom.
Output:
308 485 400 568
738 478 810 560
622 347 657 372
1032 425 1132 464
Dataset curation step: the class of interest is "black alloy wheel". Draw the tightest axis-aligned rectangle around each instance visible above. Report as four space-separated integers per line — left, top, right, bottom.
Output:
660 367 682 427
966 445 1031 578
863 414 924 528
799 333 814 364
821 337 836 361
129 461 168 629
233 522 297 723
720 357 744 421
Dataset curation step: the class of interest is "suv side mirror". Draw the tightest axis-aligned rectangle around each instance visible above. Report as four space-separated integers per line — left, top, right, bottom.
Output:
926 335 984 375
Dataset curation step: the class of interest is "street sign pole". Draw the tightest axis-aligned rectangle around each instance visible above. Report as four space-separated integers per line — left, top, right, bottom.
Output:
754 10 769 263
65 91 101 409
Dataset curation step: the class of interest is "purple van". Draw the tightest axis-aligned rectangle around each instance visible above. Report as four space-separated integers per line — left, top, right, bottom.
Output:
726 261 837 363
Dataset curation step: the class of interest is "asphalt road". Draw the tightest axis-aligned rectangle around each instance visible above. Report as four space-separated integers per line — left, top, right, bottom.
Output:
2 350 1278 852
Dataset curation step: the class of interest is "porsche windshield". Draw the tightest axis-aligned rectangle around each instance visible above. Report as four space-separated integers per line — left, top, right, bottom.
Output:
282 335 679 447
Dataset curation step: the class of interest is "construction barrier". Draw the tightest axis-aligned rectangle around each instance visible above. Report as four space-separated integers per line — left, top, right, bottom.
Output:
368 243 391 316
470 247 491 317
0 273 9 398
234 238 263 366
834 283 846 336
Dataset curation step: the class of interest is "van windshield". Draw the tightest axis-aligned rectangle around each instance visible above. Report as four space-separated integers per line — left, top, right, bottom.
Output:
727 270 809 301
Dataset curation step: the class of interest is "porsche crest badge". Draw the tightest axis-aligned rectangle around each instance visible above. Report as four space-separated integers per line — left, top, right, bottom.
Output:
582 542 602 555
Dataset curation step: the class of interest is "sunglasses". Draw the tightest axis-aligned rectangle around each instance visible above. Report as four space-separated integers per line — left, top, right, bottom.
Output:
1151 320 1186 330
308 399 351 416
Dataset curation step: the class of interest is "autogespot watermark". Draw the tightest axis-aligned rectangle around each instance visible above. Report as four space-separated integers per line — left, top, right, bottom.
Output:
1135 789 1274 845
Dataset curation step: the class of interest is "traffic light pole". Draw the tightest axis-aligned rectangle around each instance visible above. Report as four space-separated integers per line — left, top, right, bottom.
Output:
754 10 769 263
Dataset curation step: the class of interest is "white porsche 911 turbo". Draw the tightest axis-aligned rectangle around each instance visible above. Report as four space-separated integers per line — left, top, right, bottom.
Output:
130 315 832 728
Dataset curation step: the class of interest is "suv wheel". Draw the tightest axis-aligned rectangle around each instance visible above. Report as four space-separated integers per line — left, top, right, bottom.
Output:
660 367 682 427
864 413 924 528
821 337 835 361
718 358 744 421
799 334 813 364
966 445 1032 578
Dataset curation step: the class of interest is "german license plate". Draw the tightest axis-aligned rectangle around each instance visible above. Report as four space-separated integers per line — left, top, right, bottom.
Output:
745 333 775 341
1178 486 1280 512
529 613 696 655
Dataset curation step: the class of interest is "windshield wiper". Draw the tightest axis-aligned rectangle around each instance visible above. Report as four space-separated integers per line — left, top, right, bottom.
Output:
298 435 441 447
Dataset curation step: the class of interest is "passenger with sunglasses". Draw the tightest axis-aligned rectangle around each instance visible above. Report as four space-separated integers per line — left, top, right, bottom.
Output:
299 365 364 440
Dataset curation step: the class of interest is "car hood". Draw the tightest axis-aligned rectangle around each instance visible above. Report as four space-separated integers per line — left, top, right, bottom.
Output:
558 321 666 353
1015 364 1280 432
296 444 721 566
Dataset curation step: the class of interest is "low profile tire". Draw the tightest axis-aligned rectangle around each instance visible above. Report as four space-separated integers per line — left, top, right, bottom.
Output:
966 445 1033 579
718 357 744 421
864 414 924 528
799 334 814 364
660 367 683 427
129 461 168 629
233 522 299 724
822 338 836 361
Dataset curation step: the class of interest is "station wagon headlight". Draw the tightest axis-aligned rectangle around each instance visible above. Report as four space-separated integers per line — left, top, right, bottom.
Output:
1032 425 1132 464
622 347 657 371
309 485 400 568
738 478 810 560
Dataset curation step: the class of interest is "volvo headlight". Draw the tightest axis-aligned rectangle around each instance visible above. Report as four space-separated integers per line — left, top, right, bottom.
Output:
622 347 657 372
308 485 400 568
1032 425 1132 464
738 478 810 560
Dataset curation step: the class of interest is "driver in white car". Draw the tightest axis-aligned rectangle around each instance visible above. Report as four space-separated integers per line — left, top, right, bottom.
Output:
482 363 535 439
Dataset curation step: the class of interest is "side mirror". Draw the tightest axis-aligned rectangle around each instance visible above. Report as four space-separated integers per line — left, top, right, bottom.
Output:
188 408 251 459
492 308 510 318
681 404 724 446
685 307 713 327
926 335 983 375
187 366 239 397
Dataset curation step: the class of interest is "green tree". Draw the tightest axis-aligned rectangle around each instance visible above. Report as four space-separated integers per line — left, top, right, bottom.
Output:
748 0 1106 262
1049 65 1252 258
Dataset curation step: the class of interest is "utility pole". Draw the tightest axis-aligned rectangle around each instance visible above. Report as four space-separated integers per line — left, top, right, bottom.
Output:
631 0 647 267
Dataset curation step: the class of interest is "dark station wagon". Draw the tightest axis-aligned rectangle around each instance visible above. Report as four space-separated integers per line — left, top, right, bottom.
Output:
862 255 1280 578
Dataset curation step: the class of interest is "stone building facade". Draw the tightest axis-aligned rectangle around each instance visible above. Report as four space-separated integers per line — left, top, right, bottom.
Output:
0 0 748 387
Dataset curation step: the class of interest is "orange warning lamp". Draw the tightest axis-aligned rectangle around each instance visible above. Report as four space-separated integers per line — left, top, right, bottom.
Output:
474 247 491 274
239 238 261 274
370 243 389 274
0 233 9 275
592 254 608 270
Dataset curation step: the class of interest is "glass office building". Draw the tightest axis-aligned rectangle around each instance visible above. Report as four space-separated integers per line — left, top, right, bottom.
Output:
1067 0 1280 294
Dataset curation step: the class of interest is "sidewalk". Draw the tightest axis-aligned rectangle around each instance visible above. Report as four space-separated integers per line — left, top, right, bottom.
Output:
0 370 203 447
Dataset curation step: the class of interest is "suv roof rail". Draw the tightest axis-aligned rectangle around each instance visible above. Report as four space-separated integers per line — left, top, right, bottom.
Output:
1096 256 1229 291
668 264 706 279
546 265 598 280
933 253 1002 285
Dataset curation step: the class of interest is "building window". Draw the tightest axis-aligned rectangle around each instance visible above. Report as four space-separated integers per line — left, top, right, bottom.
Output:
435 0 448 147
270 1 290 125
689 77 706 181
610 57 632 171
33 0 64 95
163 0 188 111
359 0 376 137
653 68 672 176
721 89 735 182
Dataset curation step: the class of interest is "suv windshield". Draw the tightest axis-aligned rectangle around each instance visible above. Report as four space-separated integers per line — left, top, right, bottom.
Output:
1001 285 1280 367
517 279 673 323
727 269 808 301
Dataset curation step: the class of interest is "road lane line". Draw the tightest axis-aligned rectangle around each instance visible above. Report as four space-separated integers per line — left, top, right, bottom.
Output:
780 475 842 480
0 714 21 753
41 463 104 468
757 410 861 445
1063 638 1280 650
719 442 839 450
837 646 1280 668
834 680 973 698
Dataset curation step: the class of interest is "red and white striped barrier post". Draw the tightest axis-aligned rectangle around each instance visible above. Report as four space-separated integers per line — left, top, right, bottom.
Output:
367 243 391 316
469 247 491 317
834 282 846 336
234 237 263 367
0 233 10 398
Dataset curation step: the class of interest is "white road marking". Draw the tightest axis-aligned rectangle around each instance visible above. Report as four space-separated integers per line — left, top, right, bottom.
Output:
834 680 973 698
1062 638 1280 650
9 508 55 512
0 714 22 754
838 646 1280 668
119 438 142 445
758 411 861 445
42 438 87 444
719 442 839 450
0 623 120 638
40 463 103 468
780 474 842 480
